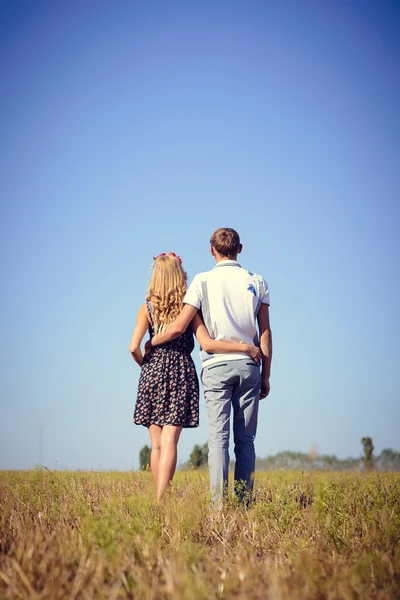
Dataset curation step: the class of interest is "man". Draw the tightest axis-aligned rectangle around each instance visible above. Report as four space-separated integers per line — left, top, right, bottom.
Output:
149 228 272 504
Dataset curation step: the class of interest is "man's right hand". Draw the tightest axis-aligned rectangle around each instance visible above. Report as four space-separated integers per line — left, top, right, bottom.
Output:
260 376 270 399
144 339 153 356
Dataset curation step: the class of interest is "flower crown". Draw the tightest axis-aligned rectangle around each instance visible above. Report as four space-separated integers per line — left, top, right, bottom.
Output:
152 252 183 264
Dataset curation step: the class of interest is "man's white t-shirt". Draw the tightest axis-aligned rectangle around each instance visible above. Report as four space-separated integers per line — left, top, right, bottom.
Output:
183 260 270 366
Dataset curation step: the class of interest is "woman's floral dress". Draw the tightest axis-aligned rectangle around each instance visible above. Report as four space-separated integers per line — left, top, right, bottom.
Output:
134 304 199 428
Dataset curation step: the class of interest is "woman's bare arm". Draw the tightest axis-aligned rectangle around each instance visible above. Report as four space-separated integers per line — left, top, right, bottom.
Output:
129 304 150 367
191 313 261 363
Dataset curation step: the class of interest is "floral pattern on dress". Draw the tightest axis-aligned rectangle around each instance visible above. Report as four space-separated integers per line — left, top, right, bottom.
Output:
134 308 199 428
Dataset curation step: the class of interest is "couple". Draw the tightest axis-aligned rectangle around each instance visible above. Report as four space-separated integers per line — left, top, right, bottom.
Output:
129 227 272 504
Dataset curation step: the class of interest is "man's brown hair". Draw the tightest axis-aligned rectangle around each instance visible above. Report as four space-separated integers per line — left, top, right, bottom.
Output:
210 227 241 258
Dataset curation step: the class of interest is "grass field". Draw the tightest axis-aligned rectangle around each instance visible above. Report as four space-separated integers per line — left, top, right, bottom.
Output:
0 470 399 599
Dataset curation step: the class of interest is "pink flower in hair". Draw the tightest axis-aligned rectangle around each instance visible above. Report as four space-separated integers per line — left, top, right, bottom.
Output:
168 252 183 264
152 252 166 261
152 252 183 264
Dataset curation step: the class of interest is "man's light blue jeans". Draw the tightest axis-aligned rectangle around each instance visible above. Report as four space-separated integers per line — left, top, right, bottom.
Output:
201 359 260 505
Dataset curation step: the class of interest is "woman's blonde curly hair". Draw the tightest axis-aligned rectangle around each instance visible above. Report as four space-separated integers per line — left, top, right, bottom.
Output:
146 254 187 333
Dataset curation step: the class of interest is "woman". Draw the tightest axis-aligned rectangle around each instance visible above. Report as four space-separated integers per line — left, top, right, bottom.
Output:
129 252 260 501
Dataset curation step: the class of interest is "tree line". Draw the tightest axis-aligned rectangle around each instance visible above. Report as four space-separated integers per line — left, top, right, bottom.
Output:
138 437 400 472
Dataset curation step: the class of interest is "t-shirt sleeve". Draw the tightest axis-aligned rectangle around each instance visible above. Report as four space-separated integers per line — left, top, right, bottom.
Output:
261 279 270 305
183 275 202 309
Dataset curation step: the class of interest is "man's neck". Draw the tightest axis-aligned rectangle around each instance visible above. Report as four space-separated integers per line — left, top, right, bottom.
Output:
214 255 237 264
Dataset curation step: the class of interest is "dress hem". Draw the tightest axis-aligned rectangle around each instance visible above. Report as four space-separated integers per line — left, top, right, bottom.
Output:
134 420 198 429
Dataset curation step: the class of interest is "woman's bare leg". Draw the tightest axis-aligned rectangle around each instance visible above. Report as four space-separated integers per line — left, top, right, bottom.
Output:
157 425 183 501
148 424 162 483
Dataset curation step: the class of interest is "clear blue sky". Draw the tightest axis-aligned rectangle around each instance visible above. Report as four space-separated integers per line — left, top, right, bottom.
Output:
1 0 399 470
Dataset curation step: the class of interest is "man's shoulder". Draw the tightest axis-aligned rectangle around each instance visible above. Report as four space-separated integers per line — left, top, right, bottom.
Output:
191 265 268 286
240 267 266 283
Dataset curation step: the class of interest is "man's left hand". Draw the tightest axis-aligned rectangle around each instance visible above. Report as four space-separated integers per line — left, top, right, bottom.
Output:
260 376 270 399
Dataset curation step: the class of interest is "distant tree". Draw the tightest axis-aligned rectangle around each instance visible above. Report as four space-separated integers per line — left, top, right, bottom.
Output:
190 445 202 468
190 443 208 468
377 448 400 472
361 437 375 470
255 451 361 472
139 445 151 471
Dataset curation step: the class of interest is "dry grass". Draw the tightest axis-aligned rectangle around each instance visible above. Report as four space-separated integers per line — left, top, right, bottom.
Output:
0 470 399 599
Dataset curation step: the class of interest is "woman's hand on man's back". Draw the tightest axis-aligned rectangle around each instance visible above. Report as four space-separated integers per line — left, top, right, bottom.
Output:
244 344 261 364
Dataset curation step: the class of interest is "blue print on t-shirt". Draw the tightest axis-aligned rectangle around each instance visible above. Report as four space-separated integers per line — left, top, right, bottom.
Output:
247 283 256 296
